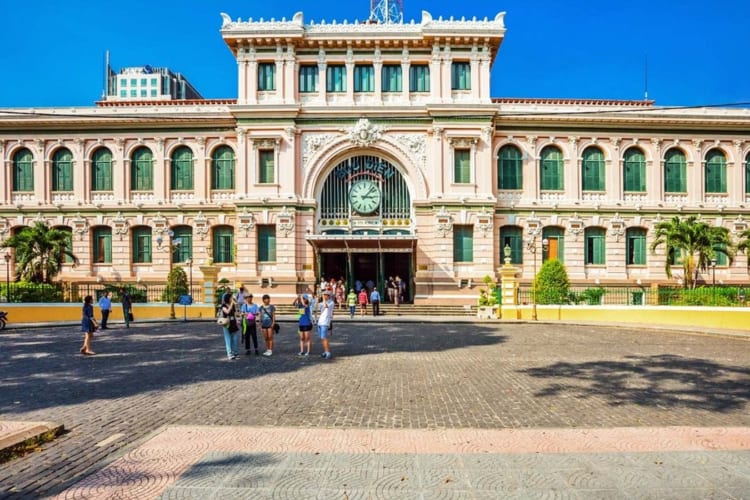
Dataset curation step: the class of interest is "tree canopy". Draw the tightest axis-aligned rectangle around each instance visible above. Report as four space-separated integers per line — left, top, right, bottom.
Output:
1 222 78 284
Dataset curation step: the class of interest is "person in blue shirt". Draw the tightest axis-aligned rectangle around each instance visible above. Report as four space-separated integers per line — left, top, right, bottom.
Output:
240 294 260 355
370 287 381 316
98 291 112 330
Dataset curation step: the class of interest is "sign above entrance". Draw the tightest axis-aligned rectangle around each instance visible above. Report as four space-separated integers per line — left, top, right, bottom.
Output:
334 158 397 182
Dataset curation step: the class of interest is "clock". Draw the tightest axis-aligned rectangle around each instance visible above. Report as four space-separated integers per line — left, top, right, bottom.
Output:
349 179 381 215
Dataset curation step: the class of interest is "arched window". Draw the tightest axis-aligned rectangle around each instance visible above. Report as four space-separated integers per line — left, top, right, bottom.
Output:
582 147 605 191
211 146 235 190
12 148 34 192
542 226 565 262
131 147 153 191
170 146 194 190
664 149 687 193
704 149 727 194
498 145 523 190
584 227 606 265
626 227 647 265
131 226 152 264
540 146 563 191
172 226 193 263
212 226 234 263
91 148 113 191
52 148 73 192
623 148 646 192
92 226 112 264
499 225 523 264
746 152 750 195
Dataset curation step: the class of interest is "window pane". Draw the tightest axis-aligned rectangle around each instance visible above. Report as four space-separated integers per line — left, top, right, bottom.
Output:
258 150 275 184
540 146 563 190
664 149 687 193
131 147 153 191
623 148 646 192
299 65 318 93
454 149 471 183
258 63 276 91
326 65 346 92
409 65 430 92
453 225 473 262
585 228 606 265
211 146 235 190
51 148 74 192
451 62 470 90
93 227 112 264
170 147 194 190
582 147 605 191
258 225 277 262
172 227 193 263
498 145 522 190
92 148 113 191
13 148 34 192
626 228 647 265
354 65 374 92
381 65 402 92
542 227 565 263
500 226 523 264
132 227 152 264
705 149 727 194
213 227 234 263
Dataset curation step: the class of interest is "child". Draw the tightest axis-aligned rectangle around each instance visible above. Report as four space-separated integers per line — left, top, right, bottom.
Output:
240 293 260 355
259 294 276 356
297 295 313 356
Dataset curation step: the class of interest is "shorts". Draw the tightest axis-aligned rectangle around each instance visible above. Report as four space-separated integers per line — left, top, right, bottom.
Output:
318 325 330 339
298 324 313 333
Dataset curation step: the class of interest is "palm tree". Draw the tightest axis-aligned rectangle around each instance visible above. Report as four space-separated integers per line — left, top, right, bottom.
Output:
650 215 734 289
1 222 78 284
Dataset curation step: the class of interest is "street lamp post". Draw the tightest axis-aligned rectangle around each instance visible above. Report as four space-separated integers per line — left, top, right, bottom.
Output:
710 258 717 305
527 236 549 321
156 230 181 320
184 258 193 323
4 253 10 303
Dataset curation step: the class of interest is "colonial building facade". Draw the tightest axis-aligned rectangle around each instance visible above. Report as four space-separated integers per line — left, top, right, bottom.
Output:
1 10 749 303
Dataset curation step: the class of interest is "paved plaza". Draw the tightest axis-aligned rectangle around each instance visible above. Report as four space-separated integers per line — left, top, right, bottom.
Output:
0 319 749 498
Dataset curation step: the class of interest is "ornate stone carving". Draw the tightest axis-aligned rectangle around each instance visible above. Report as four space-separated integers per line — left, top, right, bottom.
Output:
194 211 210 240
237 208 256 237
342 118 386 147
609 213 626 242
733 214 747 235
285 127 297 144
448 137 478 149
482 126 494 142
195 136 206 149
71 213 89 241
115 138 125 151
251 137 281 150
525 211 542 236
34 139 44 154
236 128 246 146
567 212 585 239
435 206 453 237
475 208 493 238
432 127 444 141
0 140 5 154
276 206 295 236
112 211 129 240
302 133 336 169
394 134 426 161
152 212 168 234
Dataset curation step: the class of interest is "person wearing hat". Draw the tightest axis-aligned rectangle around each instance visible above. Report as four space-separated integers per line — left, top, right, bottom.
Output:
317 289 334 359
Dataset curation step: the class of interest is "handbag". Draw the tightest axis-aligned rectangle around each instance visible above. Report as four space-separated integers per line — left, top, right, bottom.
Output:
228 318 239 333
128 312 134 322
273 323 280 334
217 317 229 326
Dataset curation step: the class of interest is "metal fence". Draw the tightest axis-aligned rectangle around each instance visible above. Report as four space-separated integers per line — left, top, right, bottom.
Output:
0 282 203 304
516 285 748 307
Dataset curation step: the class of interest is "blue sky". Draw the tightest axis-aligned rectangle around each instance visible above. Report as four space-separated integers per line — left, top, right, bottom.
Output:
2 0 748 107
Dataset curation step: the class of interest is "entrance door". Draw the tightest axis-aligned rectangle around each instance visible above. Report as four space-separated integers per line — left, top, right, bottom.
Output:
383 253 412 303
351 253 379 292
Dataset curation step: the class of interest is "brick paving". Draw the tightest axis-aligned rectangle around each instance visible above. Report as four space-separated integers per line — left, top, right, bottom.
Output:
0 320 749 498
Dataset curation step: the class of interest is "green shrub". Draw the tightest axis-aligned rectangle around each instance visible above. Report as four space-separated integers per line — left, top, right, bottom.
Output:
161 267 189 303
477 275 498 307
215 278 231 307
3 281 63 303
533 260 570 305
104 283 148 303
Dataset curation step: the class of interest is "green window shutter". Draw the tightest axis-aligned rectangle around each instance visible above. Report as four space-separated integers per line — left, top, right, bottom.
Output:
132 227 152 264
715 246 728 266
540 147 563 190
172 226 193 263
626 228 646 265
454 149 471 183
258 63 276 91
52 148 73 191
213 227 234 263
354 65 374 92
13 148 34 192
451 62 470 90
585 228 606 265
131 147 153 191
664 149 686 193
93 227 112 264
746 154 750 195
92 148 113 191
258 150 275 184
211 146 235 190
705 149 727 194
258 225 277 262
582 147 605 191
453 225 474 262
326 65 346 92
299 65 318 93
409 65 430 92
500 226 523 264
170 147 194 190
381 65 402 92
498 145 522 190
623 148 646 192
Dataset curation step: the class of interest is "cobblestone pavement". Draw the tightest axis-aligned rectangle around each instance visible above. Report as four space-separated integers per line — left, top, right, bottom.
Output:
1 320 749 497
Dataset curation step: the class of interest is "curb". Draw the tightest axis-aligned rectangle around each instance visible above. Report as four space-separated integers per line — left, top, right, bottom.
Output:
0 421 64 460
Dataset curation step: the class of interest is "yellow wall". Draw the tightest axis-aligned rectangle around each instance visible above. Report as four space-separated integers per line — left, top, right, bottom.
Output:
503 305 750 331
3 304 216 324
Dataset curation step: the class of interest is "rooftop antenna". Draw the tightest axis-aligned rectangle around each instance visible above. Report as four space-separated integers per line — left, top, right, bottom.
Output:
643 53 649 101
370 0 403 24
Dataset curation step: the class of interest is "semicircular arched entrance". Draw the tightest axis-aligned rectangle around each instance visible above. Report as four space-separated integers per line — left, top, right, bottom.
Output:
308 153 416 303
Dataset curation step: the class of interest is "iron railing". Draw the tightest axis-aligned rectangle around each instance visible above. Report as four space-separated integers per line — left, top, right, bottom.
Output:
517 285 748 307
0 282 203 304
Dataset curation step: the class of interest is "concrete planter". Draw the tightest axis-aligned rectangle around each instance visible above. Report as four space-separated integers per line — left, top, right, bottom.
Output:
477 305 499 319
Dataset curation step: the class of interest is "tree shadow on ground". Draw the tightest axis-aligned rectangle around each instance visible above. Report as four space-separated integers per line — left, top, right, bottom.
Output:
521 354 750 413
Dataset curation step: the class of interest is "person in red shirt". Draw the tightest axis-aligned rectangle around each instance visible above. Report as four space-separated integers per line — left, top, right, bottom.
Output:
358 288 368 317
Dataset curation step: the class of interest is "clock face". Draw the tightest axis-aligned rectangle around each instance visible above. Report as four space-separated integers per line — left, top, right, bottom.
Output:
349 179 381 215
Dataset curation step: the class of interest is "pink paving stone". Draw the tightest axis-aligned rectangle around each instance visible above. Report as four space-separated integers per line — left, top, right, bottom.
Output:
53 425 750 499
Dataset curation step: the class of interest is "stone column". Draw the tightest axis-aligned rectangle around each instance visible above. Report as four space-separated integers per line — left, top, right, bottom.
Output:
499 251 519 320
429 44 441 103
200 265 220 305
401 49 410 103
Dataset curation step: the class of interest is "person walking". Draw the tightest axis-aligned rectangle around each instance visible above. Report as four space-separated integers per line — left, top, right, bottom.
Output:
387 276 395 304
318 290 334 359
394 275 402 306
259 294 276 356
370 287 381 316
219 292 240 360
358 288 368 317
347 289 357 319
120 288 133 328
296 294 313 356
236 286 246 304
240 293 260 355
80 295 97 355
98 291 112 330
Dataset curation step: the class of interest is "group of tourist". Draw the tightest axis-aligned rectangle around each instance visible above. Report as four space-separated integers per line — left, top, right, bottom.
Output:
79 288 133 355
